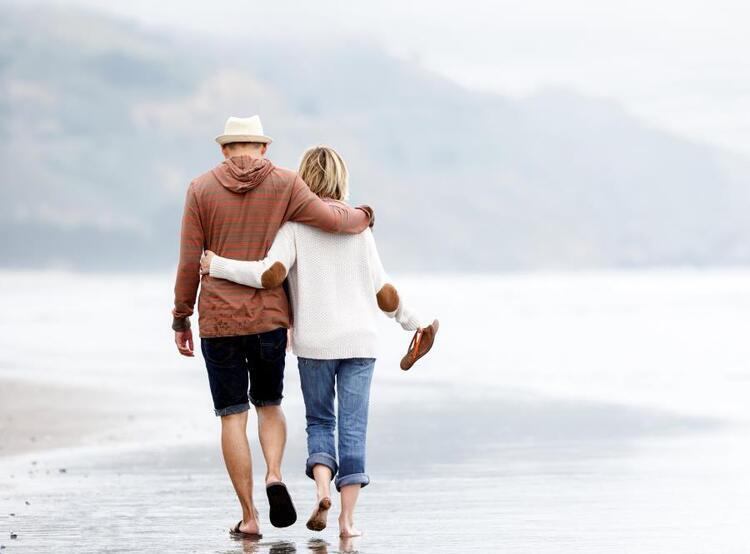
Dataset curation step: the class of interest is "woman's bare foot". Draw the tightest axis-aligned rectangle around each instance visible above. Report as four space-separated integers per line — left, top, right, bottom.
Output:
338 515 363 538
339 535 361 554
306 497 332 531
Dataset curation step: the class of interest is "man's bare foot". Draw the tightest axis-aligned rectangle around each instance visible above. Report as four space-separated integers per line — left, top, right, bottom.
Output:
230 512 262 538
338 515 362 538
306 497 332 531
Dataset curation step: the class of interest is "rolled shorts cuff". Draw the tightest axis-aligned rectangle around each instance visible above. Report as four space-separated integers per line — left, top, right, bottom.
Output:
249 396 282 407
335 472 370 491
215 402 250 417
305 452 338 480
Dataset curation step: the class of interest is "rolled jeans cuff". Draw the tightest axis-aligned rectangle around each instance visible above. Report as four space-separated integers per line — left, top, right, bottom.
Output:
306 452 338 480
335 472 370 491
215 402 249 417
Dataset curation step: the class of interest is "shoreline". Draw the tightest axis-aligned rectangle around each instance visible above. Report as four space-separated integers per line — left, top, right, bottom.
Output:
0 340 318 470
0 377 152 460
0 373 300 470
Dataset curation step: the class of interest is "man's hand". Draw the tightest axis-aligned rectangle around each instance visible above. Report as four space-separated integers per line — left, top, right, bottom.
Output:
200 250 215 275
175 329 194 357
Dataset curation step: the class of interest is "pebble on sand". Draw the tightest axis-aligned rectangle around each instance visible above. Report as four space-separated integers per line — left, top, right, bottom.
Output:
59 468 67 473
24 501 30 506
9 532 17 539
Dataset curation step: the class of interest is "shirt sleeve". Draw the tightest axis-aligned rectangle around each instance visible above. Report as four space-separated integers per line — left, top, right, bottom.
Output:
365 229 426 331
209 223 297 289
172 183 205 331
285 175 371 234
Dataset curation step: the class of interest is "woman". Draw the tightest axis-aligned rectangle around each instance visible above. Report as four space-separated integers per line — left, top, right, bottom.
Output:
200 146 438 537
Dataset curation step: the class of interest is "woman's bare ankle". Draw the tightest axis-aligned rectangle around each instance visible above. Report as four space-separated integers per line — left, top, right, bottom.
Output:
338 515 362 538
338 513 353 528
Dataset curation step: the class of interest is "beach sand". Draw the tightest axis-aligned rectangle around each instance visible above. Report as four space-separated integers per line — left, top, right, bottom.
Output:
2 270 750 552
1 385 746 553
0 378 138 457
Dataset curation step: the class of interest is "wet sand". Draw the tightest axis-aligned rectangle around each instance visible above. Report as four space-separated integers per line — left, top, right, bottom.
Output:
2 270 750 552
0 378 137 457
1 381 741 553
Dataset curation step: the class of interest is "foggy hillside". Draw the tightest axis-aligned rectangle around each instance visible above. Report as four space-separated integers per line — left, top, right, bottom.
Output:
2 5 749 271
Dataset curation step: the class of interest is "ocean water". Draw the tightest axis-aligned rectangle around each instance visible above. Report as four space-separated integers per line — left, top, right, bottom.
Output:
1 270 750 553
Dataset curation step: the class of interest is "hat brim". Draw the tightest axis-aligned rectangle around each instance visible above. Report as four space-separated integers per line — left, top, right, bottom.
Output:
215 134 273 145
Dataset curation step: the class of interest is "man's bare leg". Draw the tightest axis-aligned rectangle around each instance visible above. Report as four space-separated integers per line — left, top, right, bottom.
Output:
256 405 287 484
221 411 260 534
338 484 362 538
257 405 298 527
307 464 333 531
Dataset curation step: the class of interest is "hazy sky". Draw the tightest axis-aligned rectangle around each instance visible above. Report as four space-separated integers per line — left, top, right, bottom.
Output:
11 0 750 154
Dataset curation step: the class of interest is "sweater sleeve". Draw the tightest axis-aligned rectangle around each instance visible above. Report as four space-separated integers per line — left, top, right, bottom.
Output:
209 223 297 289
172 183 205 331
365 229 426 331
285 175 372 234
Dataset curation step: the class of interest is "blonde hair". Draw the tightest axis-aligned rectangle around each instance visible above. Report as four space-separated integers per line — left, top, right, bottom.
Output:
298 146 349 201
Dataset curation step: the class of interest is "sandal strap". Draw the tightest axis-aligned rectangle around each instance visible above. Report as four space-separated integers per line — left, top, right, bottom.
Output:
409 329 424 359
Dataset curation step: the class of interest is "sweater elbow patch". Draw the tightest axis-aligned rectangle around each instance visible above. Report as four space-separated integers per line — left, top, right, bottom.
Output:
376 283 399 312
260 261 288 288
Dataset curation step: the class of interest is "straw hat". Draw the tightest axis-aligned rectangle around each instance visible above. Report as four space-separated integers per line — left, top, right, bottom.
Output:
215 115 273 145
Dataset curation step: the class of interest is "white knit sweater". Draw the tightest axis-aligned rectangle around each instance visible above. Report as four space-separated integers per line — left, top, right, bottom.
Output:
209 223 426 359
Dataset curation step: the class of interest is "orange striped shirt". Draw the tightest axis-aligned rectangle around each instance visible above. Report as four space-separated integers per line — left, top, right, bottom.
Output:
172 156 370 337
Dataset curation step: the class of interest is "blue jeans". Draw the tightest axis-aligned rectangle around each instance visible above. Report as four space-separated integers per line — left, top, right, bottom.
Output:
298 357 375 491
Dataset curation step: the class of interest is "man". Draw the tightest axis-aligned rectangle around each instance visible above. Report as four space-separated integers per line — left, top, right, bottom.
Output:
172 115 372 537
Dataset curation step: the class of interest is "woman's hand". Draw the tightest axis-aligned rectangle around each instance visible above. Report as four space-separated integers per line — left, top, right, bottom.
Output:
200 250 215 275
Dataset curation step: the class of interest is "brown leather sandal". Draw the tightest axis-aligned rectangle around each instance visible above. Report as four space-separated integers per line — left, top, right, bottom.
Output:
400 319 439 370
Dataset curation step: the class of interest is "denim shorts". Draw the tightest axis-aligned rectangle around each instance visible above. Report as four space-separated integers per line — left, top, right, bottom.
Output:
200 328 287 416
